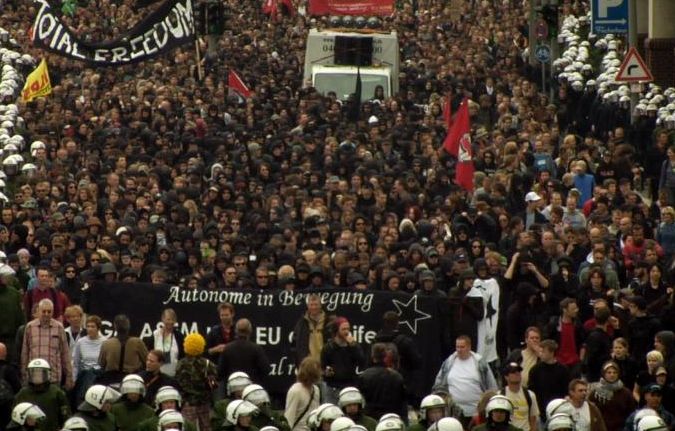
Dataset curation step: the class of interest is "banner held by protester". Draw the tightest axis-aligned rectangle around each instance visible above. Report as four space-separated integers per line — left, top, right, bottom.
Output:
85 283 444 401
31 0 195 66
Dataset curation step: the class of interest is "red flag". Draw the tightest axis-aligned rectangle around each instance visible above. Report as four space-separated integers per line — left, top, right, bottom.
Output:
263 0 295 19
444 98 474 191
228 70 251 99
262 0 278 17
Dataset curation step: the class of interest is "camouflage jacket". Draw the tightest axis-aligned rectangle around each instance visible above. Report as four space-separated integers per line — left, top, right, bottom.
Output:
175 355 218 405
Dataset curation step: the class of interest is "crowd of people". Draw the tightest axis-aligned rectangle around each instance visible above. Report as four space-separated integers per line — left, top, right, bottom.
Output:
0 0 674 429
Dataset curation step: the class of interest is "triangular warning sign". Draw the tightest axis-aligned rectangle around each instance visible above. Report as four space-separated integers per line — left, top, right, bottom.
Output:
615 47 654 82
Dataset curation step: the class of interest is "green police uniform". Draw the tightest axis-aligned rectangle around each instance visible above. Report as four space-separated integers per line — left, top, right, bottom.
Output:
136 414 199 431
14 384 70 431
75 411 117 431
211 398 234 430
252 406 290 431
111 399 155 431
352 414 378 431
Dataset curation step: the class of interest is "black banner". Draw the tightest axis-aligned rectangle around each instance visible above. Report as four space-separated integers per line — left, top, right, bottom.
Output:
31 0 195 66
84 283 445 400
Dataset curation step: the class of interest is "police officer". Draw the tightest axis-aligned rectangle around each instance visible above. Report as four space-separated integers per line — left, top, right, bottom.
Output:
14 359 70 431
636 415 668 431
75 385 120 431
338 388 377 431
111 374 154 431
426 418 463 431
61 417 89 430
7 403 46 430
212 372 253 430
316 404 344 431
158 409 186 430
472 395 521 431
242 384 289 431
407 395 446 431
375 414 405 431
546 414 574 431
137 386 197 431
219 400 259 431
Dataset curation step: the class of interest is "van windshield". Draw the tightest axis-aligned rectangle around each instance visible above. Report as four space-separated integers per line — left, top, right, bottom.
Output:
313 72 389 101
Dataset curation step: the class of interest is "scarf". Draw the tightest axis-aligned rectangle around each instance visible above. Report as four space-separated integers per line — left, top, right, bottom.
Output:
592 378 624 404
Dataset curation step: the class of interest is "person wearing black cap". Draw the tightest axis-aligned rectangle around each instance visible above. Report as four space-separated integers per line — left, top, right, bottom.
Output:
499 362 539 431
625 384 675 430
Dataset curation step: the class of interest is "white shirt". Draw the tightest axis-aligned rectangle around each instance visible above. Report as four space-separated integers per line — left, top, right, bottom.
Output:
447 357 483 416
504 386 539 431
153 328 179 376
572 402 591 431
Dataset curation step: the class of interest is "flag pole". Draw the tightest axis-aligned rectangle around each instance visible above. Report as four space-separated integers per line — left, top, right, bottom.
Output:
195 37 204 81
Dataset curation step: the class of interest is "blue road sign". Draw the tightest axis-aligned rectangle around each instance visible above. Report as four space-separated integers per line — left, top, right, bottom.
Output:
592 0 628 34
535 44 551 63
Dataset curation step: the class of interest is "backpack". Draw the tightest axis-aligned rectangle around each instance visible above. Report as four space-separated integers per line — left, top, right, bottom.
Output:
0 365 15 404
499 386 532 414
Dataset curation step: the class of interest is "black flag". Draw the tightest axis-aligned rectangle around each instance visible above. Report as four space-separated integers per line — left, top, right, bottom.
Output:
349 66 362 122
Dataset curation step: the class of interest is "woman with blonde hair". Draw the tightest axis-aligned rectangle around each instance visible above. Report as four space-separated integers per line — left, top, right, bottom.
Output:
285 357 322 431
633 350 664 402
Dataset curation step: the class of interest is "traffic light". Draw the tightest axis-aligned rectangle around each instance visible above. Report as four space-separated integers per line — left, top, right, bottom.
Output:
197 1 225 36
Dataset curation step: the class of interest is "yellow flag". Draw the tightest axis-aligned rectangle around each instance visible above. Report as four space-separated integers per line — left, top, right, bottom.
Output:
21 58 52 102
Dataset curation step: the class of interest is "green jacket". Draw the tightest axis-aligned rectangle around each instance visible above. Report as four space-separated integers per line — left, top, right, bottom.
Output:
212 398 233 430
252 406 290 431
407 423 426 431
111 399 155 431
14 384 70 431
136 414 198 431
175 356 217 405
353 414 378 431
76 411 117 431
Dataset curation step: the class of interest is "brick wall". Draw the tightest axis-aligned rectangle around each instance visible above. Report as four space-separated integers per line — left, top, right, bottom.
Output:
644 37 675 88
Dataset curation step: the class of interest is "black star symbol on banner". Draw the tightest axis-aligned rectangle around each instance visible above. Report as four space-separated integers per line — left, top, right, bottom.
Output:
486 295 497 325
392 296 432 334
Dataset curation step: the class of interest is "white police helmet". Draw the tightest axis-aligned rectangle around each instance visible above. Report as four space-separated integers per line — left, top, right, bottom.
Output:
486 395 513 415
339 387 365 409
158 409 184 431
62 416 89 430
547 413 575 431
330 417 356 431
225 400 259 424
121 374 146 396
155 386 182 410
242 384 271 406
11 403 45 425
317 403 344 423
227 371 252 395
427 417 463 431
420 394 446 418
637 415 668 431
27 358 51 384
85 385 121 410
546 399 575 419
